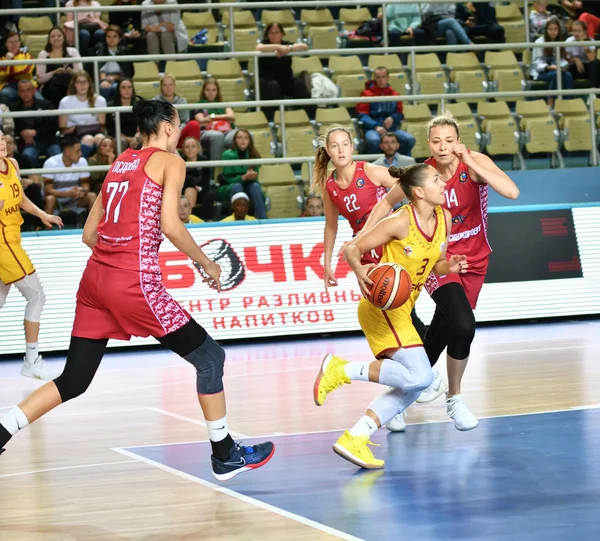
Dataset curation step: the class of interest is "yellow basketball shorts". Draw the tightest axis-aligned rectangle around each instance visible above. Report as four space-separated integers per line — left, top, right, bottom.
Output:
0 226 35 285
357 298 422 359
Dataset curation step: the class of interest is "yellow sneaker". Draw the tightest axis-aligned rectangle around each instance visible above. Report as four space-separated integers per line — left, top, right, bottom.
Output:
313 354 351 406
333 431 384 470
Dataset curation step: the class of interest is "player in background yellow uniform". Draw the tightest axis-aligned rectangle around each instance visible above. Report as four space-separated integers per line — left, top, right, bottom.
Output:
0 131 63 379
313 163 468 469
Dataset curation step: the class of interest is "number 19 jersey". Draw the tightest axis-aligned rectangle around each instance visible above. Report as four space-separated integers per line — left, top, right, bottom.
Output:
91 147 165 273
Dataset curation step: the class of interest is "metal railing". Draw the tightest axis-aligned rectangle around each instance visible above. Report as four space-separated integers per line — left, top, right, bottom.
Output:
5 87 597 173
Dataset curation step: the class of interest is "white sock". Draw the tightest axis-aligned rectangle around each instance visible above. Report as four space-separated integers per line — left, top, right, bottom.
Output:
447 394 461 403
25 342 39 364
1 406 29 436
344 362 370 382
349 415 378 438
206 415 229 442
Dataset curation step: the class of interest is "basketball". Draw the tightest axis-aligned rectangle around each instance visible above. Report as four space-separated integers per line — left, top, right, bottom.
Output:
367 263 412 311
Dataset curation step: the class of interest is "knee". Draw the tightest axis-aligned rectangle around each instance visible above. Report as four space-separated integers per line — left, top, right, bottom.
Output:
452 311 476 343
184 335 226 395
54 371 91 402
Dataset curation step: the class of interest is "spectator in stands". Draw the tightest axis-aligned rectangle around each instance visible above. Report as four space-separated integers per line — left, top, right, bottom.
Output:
43 135 96 216
455 2 505 44
0 102 14 136
179 195 204 224
178 78 236 160
5 133 44 229
530 2 551 39
531 16 573 106
301 195 324 217
180 136 211 212
59 71 107 158
10 80 60 164
106 78 140 150
562 1 600 38
87 136 116 193
154 74 189 126
96 25 134 100
141 0 189 57
36 27 83 109
385 3 428 46
566 20 600 87
110 0 145 55
220 129 266 220
372 132 416 169
356 67 416 157
0 32 35 103
256 23 310 121
220 192 258 222
421 3 473 46
64 0 107 56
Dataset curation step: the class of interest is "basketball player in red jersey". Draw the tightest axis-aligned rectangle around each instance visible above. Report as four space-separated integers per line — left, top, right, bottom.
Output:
312 125 437 432
363 112 519 431
0 98 275 480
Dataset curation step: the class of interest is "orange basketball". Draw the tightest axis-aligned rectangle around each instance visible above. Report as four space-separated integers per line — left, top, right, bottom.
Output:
367 263 412 311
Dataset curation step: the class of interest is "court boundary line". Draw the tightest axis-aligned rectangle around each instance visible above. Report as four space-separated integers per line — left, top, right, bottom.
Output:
117 403 600 450
0 459 138 479
111 447 363 541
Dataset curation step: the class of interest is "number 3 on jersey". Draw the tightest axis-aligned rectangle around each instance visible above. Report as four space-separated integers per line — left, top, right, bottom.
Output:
104 181 129 224
444 188 458 208
344 193 360 213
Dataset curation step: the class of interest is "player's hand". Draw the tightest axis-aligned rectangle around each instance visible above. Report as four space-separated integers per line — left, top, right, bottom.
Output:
337 240 351 262
452 144 474 167
41 212 63 229
448 254 468 274
324 266 338 291
355 263 376 299
201 261 222 292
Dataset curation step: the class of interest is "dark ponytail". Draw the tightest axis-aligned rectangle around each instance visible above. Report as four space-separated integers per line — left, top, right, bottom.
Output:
132 96 177 138
389 164 431 201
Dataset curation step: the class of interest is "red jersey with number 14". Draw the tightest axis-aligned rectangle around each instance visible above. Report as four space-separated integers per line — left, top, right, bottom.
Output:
326 161 388 236
91 147 165 273
425 156 491 263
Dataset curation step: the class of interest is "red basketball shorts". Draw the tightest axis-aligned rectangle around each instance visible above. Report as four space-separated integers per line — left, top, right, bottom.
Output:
72 259 190 341
425 257 489 310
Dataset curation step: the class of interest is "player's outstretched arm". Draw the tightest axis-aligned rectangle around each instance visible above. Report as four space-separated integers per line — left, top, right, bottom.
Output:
11 159 63 229
432 209 468 276
364 162 409 192
345 212 409 297
457 149 520 200
361 183 404 235
161 154 222 290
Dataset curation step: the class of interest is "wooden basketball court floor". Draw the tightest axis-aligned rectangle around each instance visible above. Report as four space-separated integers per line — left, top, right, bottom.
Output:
1 319 600 541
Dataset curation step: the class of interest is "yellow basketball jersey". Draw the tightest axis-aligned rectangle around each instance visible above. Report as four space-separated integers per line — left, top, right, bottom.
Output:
381 204 447 310
0 158 24 229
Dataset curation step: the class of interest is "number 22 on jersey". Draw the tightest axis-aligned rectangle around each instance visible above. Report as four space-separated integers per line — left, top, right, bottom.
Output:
104 181 129 224
344 193 361 212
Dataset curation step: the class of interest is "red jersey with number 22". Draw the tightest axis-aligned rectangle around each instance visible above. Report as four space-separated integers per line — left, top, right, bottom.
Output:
424 156 491 263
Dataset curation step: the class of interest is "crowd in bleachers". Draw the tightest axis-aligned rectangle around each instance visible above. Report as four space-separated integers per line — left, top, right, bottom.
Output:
1 1 600 227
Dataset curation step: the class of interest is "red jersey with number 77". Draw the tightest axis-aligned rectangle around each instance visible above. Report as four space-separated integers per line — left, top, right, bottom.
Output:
424 156 492 263
91 147 166 273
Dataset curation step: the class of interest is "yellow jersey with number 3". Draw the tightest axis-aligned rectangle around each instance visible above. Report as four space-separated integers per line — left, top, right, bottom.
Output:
0 158 24 229
357 204 447 358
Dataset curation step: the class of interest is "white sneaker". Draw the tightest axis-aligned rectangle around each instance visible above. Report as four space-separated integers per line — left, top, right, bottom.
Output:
385 410 407 432
416 369 448 403
21 355 56 381
446 394 478 431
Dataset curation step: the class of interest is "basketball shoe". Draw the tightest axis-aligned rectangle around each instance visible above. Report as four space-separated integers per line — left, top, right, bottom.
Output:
21 355 56 381
416 368 447 403
333 431 384 469
211 441 275 481
385 410 407 432
447 394 479 431
313 354 351 406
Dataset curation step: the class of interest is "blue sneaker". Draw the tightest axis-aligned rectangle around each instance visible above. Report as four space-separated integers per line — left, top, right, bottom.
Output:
211 441 275 482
